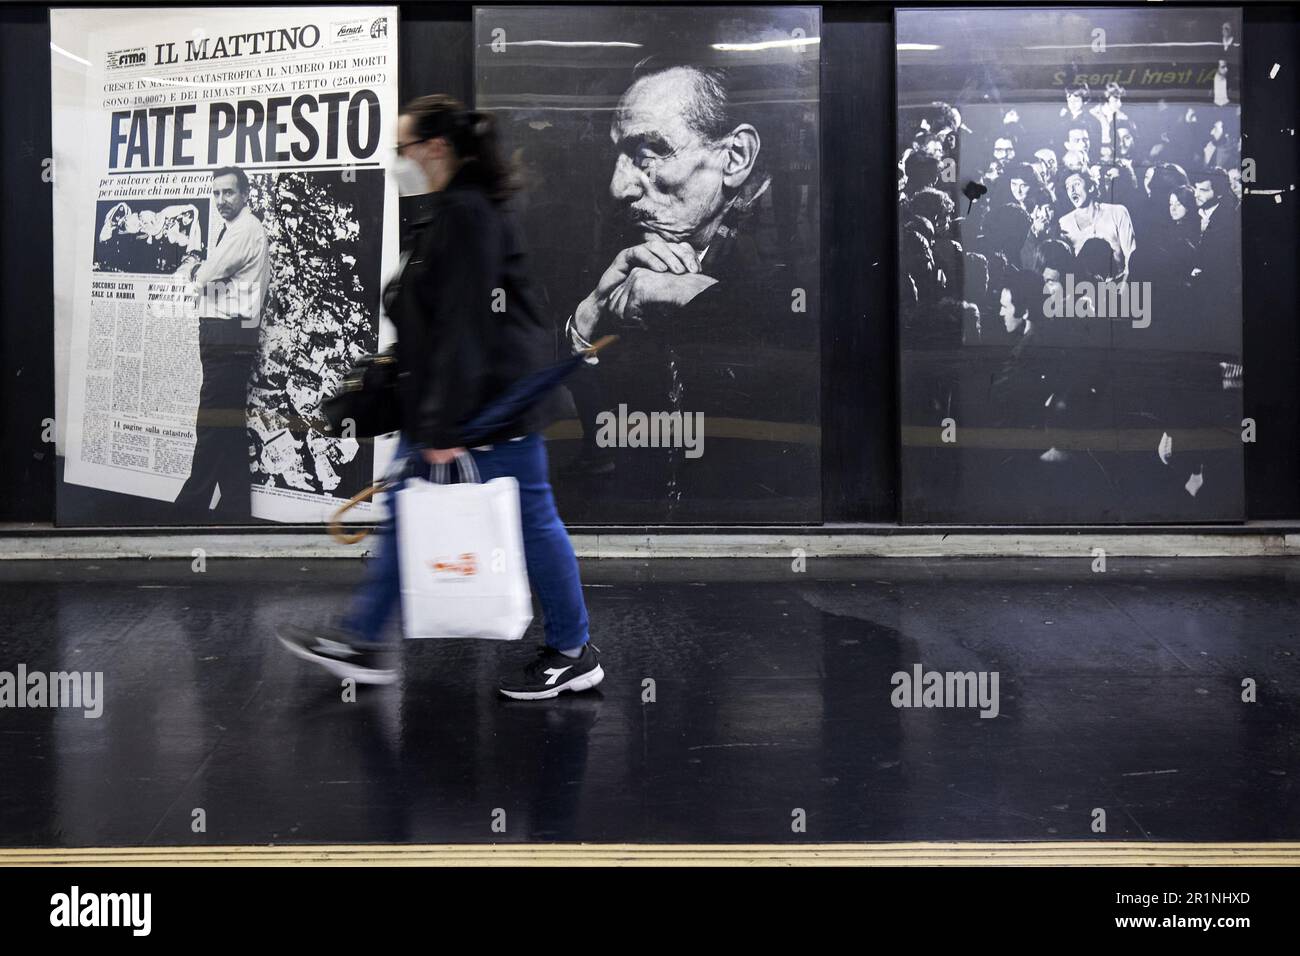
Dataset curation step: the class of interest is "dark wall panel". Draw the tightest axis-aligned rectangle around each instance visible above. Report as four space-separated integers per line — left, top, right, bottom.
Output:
0 6 55 522
1242 5 1300 519
821 5 897 522
398 2 473 103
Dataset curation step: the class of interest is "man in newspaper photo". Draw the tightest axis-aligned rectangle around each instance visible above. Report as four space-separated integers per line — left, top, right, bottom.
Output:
173 166 271 522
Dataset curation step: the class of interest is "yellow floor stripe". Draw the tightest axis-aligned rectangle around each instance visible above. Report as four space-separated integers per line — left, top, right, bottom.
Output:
900 425 1240 451
2 842 1297 866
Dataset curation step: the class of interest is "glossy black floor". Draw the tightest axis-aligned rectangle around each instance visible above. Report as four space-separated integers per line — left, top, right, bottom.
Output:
1 556 1297 846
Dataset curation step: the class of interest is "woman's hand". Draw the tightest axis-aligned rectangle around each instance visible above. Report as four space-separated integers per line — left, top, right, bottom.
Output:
422 447 466 466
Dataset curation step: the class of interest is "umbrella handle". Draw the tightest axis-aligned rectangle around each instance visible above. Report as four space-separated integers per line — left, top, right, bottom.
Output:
583 334 618 356
329 481 388 545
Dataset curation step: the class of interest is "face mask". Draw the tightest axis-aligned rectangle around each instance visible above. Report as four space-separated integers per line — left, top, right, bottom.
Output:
394 155 431 197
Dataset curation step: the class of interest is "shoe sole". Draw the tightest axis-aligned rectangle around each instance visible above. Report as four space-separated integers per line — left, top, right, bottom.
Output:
498 664 605 700
277 635 397 685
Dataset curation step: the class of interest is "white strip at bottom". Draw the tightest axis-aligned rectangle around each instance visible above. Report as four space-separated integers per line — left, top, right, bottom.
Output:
1 532 1298 560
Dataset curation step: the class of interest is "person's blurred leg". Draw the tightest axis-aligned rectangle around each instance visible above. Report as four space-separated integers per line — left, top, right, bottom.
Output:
339 497 401 643
275 437 407 683
472 434 589 652
339 435 411 643
474 434 602 700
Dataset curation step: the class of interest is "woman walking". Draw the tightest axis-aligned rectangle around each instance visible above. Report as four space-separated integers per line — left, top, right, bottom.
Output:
278 95 602 700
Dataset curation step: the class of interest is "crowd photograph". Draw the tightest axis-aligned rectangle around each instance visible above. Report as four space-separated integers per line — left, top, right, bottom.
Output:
897 8 1245 522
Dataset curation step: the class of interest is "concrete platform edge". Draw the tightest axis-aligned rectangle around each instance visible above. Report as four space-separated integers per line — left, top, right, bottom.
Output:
2 532 1299 560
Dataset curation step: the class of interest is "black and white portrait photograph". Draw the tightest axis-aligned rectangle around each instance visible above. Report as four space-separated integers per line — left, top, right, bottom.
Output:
896 6 1245 523
476 5 821 523
93 197 210 275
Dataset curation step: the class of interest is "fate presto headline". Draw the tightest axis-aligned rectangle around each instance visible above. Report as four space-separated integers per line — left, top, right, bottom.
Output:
108 90 383 168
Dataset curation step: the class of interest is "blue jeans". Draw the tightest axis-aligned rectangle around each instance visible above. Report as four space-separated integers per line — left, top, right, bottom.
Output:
341 433 590 651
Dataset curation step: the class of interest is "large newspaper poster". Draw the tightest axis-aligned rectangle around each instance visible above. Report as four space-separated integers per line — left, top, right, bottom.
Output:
52 7 399 524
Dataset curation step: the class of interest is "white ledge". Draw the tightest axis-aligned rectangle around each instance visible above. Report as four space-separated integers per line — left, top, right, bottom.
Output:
2 532 1298 560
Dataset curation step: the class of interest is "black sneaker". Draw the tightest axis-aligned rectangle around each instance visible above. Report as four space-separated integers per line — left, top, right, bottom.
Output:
276 622 397 685
499 644 605 700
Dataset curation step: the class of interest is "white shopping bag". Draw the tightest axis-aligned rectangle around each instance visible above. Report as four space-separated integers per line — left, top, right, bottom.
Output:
395 452 532 640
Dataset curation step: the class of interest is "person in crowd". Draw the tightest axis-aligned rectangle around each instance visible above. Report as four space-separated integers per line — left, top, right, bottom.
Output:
1031 148 1059 202
1131 185 1198 284
911 187 962 284
1090 82 1130 148
1035 238 1074 303
1201 113 1240 171
902 149 943 200
1061 121 1093 166
1056 169 1136 279
1193 167 1236 261
1190 166 1241 323
981 135 1017 188
1101 123 1144 211
1058 82 1103 154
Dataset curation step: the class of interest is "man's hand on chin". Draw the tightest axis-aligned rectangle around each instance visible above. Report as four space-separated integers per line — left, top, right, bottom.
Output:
607 267 718 325
574 238 702 340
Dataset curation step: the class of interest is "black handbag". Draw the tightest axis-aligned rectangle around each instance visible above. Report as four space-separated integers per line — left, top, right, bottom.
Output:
320 347 402 438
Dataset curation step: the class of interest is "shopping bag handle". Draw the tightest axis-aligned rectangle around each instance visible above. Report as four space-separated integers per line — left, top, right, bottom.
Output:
328 448 478 545
415 449 481 485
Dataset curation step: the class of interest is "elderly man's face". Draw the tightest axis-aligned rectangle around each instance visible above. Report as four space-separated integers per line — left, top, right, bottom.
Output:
608 69 740 245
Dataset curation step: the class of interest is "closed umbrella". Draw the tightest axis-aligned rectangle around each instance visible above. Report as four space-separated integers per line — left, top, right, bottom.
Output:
458 334 616 446
330 335 616 543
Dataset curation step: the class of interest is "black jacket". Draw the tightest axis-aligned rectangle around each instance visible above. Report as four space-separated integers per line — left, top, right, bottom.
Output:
386 161 552 448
